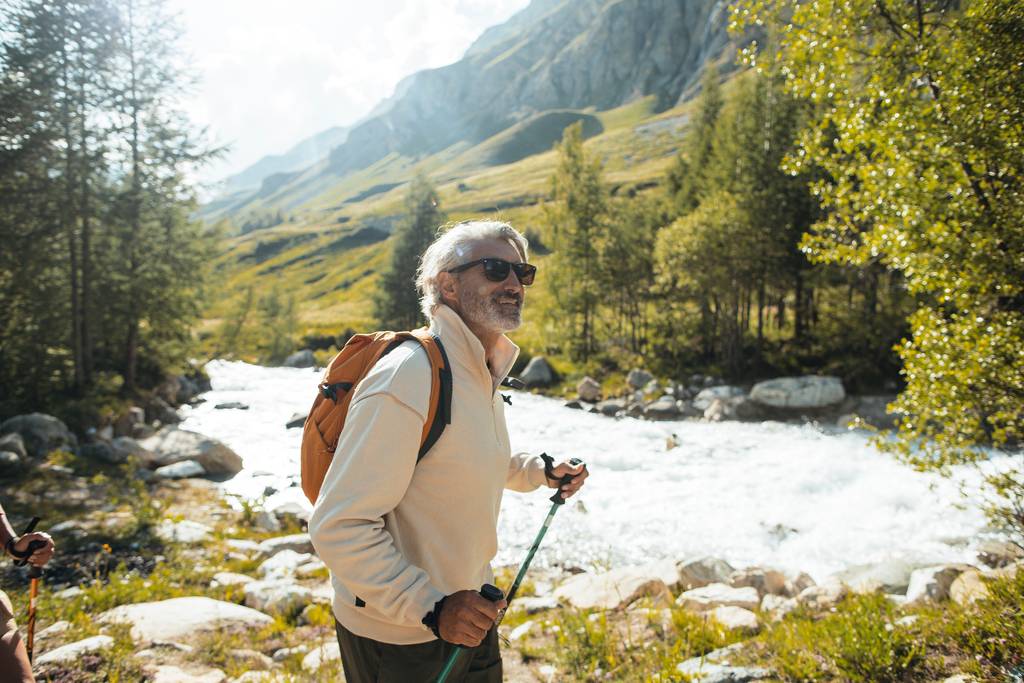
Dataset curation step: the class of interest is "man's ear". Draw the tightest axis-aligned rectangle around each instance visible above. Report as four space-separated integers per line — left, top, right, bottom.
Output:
438 272 459 307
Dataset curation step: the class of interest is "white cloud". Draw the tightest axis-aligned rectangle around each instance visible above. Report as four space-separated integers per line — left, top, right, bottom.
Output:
170 0 530 183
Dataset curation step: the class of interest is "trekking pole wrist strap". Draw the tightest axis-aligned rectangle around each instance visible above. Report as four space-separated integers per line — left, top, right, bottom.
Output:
5 536 31 559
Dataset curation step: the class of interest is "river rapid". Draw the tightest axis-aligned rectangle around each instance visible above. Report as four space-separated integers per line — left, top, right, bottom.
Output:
178 360 1011 581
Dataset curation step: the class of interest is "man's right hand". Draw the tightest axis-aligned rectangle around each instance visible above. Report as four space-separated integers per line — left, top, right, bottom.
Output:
437 589 507 647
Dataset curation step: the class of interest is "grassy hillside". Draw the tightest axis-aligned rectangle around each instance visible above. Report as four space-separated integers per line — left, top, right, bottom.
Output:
199 92 703 367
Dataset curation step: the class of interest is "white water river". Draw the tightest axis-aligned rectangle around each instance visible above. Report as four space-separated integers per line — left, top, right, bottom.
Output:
179 360 1013 582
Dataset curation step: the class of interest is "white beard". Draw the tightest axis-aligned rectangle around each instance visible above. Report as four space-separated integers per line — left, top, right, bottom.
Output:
459 287 522 333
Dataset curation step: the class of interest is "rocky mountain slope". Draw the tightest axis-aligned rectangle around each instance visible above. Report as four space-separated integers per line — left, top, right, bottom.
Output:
206 0 736 225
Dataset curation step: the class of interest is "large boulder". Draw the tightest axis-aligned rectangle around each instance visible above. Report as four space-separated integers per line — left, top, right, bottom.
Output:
79 441 123 465
976 539 1024 568
520 356 555 387
950 562 1020 606
693 386 745 411
99 596 273 642
0 413 77 459
302 640 341 673
576 376 601 402
750 376 845 409
140 427 243 475
626 369 654 391
553 567 673 610
283 349 316 368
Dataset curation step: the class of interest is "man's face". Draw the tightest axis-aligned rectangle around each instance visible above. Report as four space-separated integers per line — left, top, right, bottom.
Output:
448 238 527 334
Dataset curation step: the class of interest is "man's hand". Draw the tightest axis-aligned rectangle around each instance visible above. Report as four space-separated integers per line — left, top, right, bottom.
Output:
8 532 55 567
437 589 507 647
545 459 588 500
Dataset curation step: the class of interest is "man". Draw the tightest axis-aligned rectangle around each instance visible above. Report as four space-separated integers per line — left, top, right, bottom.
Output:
1 501 55 683
309 220 588 682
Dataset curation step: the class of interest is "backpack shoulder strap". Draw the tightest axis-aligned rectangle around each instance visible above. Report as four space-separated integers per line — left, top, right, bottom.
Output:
406 328 452 461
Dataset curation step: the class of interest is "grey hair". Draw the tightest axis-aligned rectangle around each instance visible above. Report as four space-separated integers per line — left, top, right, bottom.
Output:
416 220 529 319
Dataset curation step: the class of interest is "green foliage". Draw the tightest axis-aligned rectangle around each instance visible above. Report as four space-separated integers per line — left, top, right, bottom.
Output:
0 0 217 417
373 173 445 330
731 0 1024 464
545 122 608 361
759 593 925 682
258 286 298 363
667 66 723 214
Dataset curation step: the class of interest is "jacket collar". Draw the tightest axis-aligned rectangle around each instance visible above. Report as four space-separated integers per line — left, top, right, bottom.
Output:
429 304 520 393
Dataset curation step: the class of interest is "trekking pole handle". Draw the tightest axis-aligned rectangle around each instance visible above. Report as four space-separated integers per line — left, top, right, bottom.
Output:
540 454 585 505
12 517 46 576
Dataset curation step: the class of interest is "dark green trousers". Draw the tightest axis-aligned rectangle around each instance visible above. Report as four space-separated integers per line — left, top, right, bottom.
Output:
334 619 502 683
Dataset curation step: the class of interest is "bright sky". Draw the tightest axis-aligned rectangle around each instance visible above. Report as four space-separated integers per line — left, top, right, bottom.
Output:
172 0 530 185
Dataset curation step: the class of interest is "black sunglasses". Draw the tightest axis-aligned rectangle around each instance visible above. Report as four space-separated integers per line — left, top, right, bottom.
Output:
446 258 537 286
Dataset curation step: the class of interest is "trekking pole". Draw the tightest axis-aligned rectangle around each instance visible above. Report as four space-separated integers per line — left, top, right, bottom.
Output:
435 455 584 683
12 517 46 664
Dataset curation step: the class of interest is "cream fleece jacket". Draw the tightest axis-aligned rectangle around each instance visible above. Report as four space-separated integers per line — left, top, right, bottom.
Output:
308 305 549 644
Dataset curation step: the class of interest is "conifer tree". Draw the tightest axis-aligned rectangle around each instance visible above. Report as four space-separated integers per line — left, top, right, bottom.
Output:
373 174 445 330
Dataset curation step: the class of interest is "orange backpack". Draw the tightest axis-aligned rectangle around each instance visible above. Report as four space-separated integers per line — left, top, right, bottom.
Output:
300 328 452 504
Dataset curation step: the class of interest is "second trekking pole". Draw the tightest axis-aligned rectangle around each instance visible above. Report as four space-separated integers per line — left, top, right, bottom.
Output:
435 454 584 683
12 516 47 663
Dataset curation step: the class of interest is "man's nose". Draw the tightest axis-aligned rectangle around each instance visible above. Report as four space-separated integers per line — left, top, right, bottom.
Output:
501 270 523 292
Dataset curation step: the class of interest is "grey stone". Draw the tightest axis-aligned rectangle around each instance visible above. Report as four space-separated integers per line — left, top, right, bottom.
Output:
0 450 25 476
244 579 313 617
110 436 158 468
214 402 249 410
257 533 314 558
114 407 146 437
976 539 1024 568
677 557 736 591
283 349 316 368
35 635 114 665
676 583 760 612
141 427 243 475
576 376 601 402
750 376 845 409
709 605 759 632
100 597 273 642
258 549 315 578
693 386 745 411
905 564 975 603
149 666 226 683
146 396 182 425
595 398 627 416
836 560 918 594
564 400 584 410
131 422 156 439
155 519 213 543
0 413 77 459
730 567 788 597
520 356 555 387
302 640 341 672
0 432 27 460
553 567 673 610
644 396 681 420
797 581 848 610
154 459 206 479
626 368 654 390
286 412 307 429
80 441 123 465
